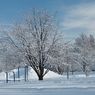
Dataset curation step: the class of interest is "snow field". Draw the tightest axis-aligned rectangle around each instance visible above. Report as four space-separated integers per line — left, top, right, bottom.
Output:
0 67 95 95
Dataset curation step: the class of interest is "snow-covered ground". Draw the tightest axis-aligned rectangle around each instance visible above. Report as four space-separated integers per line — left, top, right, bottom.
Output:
0 67 95 95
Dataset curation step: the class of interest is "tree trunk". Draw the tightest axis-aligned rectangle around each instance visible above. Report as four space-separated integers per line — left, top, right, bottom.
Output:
67 66 69 79
38 75 43 80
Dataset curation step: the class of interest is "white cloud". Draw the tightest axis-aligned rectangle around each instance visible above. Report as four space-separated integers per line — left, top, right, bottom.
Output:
62 3 95 35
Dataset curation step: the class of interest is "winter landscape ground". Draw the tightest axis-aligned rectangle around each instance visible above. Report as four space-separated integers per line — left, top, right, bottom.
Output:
0 67 95 95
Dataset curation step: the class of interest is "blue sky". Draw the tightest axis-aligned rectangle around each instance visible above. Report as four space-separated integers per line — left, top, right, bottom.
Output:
0 0 95 41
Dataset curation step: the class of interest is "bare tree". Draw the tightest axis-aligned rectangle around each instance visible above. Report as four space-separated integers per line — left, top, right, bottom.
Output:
1 8 64 80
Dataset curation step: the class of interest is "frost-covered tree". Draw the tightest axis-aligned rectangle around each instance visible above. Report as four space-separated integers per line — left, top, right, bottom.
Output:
0 32 25 71
62 42 82 76
74 33 95 76
0 8 64 80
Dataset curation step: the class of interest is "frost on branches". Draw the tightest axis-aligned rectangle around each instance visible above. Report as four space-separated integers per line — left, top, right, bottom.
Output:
0 8 64 80
73 33 95 76
61 33 95 77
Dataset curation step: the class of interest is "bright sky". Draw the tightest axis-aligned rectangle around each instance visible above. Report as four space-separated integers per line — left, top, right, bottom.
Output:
0 0 95 41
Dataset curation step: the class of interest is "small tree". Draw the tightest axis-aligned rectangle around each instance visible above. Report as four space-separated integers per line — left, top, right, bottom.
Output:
1 8 64 80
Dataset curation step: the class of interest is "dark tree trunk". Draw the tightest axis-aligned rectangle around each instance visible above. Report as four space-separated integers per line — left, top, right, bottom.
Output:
38 75 43 80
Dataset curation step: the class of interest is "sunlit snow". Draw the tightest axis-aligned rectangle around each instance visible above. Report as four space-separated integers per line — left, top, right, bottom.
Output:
0 67 95 95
